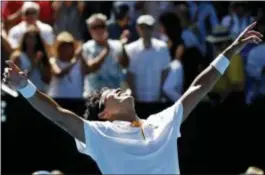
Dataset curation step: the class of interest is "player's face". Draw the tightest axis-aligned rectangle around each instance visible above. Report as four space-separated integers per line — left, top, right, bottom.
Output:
99 88 134 120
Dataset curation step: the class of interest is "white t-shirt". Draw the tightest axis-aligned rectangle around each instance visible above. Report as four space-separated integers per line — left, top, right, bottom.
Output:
125 38 171 102
8 21 54 49
47 58 83 98
75 101 183 174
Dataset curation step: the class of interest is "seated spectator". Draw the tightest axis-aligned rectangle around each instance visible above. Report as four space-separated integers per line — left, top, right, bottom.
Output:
9 25 51 92
221 2 254 39
8 1 54 50
107 3 138 43
206 26 245 103
159 12 184 60
52 1 85 40
124 15 171 103
48 32 87 99
82 13 125 98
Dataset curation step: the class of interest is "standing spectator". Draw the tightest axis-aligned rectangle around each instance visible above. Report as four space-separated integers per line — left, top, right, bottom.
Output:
9 25 51 92
52 1 85 40
8 1 54 50
82 13 125 98
1 1 23 32
124 15 171 104
174 3 203 54
107 3 138 43
159 12 184 60
2 1 54 31
48 32 87 99
221 2 254 39
188 1 219 43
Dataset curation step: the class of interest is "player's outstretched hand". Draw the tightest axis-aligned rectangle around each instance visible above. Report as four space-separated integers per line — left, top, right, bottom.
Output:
3 60 28 90
228 22 263 56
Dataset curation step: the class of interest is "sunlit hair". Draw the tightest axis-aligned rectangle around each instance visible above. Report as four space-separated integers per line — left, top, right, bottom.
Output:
86 13 107 27
54 31 76 58
83 87 109 121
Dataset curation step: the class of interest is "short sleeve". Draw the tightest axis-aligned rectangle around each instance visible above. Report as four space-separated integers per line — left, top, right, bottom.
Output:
148 101 184 138
161 47 171 69
74 120 109 160
41 27 54 45
8 27 20 49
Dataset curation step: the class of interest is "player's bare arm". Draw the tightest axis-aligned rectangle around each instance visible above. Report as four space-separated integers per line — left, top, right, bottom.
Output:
3 61 86 143
179 22 263 123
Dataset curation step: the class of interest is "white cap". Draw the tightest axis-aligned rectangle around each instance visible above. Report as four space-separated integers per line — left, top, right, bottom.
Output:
136 15 155 26
22 1 40 14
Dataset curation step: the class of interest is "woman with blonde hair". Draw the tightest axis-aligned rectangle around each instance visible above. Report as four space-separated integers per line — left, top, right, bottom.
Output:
9 25 51 92
47 31 87 98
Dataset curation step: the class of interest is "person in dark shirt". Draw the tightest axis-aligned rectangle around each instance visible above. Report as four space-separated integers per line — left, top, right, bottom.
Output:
107 3 138 43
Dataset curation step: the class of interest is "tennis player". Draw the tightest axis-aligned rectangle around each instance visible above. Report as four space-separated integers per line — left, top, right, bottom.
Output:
3 22 262 174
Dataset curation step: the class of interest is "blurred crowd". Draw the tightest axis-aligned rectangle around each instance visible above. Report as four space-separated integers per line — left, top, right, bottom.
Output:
1 1 265 106
1 1 265 174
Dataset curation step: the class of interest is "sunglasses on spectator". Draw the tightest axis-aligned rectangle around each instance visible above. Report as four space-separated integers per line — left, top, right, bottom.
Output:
25 10 37 16
90 24 106 30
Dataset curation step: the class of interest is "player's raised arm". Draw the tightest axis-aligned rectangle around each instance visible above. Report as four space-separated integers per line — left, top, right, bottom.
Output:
3 61 85 143
179 22 263 122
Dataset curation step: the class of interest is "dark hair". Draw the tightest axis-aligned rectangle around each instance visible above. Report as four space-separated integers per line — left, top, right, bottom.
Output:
113 4 129 20
83 88 109 121
159 12 183 59
20 27 49 67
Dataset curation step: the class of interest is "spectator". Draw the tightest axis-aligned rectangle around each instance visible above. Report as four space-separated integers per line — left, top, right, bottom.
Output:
206 26 245 103
9 25 51 92
159 12 184 60
125 15 171 103
112 1 145 23
245 16 265 104
107 3 138 43
174 3 203 54
8 1 54 49
82 13 125 98
221 2 254 39
48 32 87 99
2 1 54 31
52 1 85 40
188 1 219 43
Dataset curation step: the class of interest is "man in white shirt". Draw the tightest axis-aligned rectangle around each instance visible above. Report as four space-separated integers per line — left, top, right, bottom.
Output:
124 15 171 103
3 22 262 174
8 2 54 49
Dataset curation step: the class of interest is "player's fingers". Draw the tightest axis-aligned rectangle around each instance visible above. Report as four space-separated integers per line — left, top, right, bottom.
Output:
245 30 263 38
245 21 257 32
242 35 262 44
